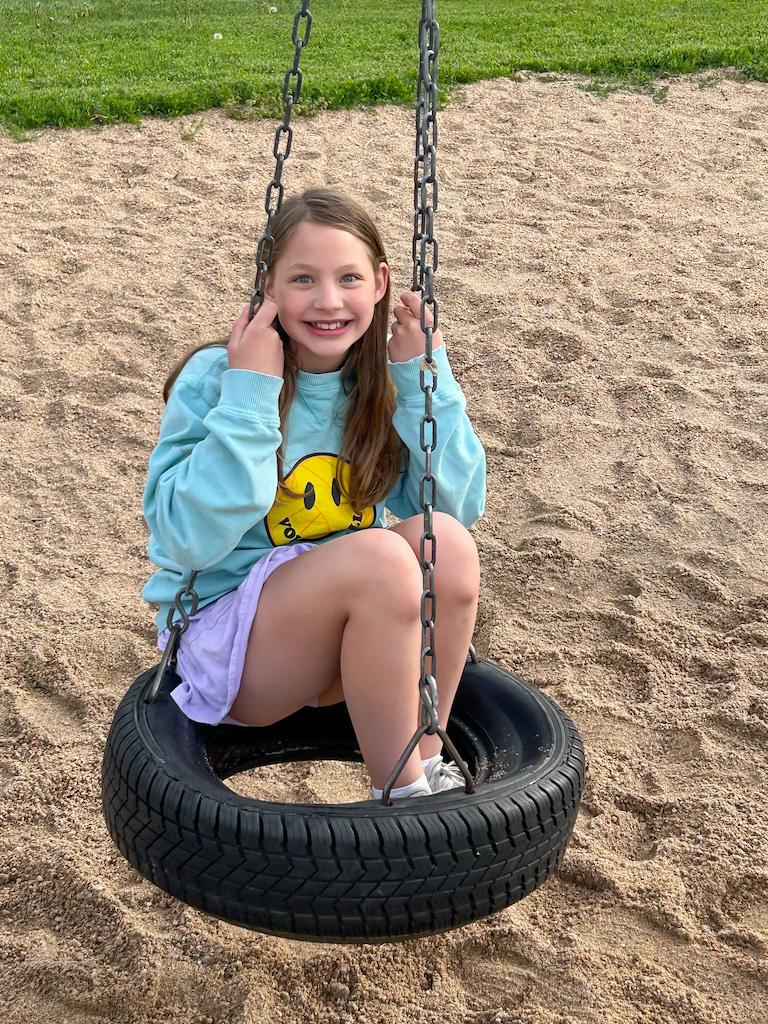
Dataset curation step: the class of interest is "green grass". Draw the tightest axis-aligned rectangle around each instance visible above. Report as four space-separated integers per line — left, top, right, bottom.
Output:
1 0 766 130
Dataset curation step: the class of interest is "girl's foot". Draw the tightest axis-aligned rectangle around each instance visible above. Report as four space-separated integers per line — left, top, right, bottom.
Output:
371 773 431 800
422 754 466 792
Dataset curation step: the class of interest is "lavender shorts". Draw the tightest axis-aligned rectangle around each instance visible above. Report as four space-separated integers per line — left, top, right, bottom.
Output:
158 544 316 726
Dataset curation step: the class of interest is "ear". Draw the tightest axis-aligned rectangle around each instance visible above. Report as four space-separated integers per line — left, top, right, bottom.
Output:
374 262 389 304
264 273 276 301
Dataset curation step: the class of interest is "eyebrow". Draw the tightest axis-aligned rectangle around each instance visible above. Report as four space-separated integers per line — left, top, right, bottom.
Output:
287 263 365 272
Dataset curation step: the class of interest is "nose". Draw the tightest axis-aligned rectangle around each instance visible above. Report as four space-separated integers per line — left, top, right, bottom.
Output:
314 280 344 311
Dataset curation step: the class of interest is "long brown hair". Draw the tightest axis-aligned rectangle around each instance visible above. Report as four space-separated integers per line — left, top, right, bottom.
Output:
163 188 404 511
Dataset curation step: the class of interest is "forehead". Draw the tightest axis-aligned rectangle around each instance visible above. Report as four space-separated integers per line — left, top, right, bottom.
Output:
281 221 372 269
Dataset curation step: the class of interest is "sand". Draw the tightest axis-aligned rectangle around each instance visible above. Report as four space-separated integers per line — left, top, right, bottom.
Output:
1 72 767 1024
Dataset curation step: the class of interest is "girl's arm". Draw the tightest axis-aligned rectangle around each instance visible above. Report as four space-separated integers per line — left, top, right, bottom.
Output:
386 344 486 526
143 351 284 569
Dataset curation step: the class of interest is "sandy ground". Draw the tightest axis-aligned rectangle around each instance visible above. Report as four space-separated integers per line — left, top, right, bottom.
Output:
1 72 767 1024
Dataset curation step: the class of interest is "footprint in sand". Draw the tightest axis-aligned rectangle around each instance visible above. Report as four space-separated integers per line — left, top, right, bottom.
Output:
6 650 89 744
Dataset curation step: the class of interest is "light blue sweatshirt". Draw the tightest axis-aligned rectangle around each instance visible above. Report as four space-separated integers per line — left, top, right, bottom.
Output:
142 344 486 628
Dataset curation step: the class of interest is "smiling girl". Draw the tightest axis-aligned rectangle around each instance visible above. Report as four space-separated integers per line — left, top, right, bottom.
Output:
142 188 486 800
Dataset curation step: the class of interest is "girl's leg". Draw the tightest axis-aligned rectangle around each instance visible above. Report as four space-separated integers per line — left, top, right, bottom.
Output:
229 528 426 791
387 512 480 761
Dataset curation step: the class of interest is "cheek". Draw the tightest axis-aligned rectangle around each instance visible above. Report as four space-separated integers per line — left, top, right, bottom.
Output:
355 305 375 334
357 289 378 318
277 295 301 321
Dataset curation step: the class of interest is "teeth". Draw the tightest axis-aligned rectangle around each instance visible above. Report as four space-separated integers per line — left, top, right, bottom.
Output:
311 321 347 330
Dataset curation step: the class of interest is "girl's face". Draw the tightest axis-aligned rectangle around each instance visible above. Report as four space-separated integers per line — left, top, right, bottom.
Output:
266 222 389 373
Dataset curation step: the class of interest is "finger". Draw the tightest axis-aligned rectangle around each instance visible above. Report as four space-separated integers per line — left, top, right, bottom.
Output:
244 297 277 329
229 306 250 342
400 290 433 325
399 291 423 312
394 302 422 324
250 295 278 321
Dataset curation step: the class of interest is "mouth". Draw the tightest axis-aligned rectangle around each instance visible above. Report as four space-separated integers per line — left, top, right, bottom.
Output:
305 320 352 336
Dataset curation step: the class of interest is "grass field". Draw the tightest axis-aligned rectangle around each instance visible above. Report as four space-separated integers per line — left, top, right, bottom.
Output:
1 0 767 130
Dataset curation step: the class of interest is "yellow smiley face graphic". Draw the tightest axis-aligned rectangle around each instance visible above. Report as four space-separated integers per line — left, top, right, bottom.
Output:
265 453 375 546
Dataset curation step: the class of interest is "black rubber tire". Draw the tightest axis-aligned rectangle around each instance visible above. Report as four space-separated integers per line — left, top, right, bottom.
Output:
102 659 585 943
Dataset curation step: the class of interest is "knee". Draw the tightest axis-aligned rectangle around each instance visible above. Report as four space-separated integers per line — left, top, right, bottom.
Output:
431 513 480 603
346 529 422 611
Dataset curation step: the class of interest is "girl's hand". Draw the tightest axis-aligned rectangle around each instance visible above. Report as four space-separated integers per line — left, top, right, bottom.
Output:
388 291 444 363
227 299 284 377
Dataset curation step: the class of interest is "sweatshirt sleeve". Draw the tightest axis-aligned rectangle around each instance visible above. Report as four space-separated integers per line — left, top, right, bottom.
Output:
385 345 486 526
143 356 284 570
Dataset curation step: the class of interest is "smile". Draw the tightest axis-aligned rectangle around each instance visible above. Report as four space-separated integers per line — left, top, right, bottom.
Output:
304 320 352 337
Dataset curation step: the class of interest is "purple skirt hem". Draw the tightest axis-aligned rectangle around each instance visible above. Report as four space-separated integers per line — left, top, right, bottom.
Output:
158 543 316 725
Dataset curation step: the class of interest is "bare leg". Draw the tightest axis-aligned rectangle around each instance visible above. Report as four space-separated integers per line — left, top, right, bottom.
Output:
229 528 425 791
388 512 480 761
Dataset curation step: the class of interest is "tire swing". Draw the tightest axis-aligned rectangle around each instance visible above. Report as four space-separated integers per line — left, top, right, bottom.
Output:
102 1 585 943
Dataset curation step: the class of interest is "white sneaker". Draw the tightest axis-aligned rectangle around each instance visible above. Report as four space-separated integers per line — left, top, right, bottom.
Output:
371 775 432 800
423 755 467 793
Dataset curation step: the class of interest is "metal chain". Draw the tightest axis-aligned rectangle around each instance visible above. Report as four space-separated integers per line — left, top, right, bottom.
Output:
144 572 200 703
144 3 312 704
249 0 312 321
414 2 440 750
381 0 474 804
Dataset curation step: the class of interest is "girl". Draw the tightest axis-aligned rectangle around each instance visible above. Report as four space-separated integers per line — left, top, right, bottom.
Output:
143 188 486 800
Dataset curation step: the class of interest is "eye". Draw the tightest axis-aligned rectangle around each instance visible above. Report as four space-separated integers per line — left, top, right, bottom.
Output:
292 274 312 284
341 274 359 283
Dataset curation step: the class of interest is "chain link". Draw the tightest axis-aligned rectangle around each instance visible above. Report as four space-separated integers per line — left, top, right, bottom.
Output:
145 4 312 703
414 0 440 738
144 572 200 703
382 0 474 803
249 0 312 321
382 0 442 801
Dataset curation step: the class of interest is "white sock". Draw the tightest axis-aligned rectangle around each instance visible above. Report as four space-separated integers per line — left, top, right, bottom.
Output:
422 754 442 772
372 772 431 800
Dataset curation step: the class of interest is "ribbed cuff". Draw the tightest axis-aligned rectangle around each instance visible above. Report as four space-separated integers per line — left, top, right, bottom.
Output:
218 368 283 417
388 345 454 401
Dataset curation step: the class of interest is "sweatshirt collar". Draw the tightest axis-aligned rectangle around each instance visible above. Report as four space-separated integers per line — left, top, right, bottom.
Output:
296 367 346 393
